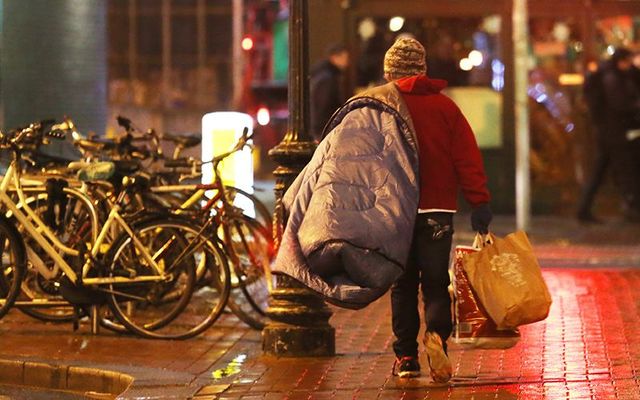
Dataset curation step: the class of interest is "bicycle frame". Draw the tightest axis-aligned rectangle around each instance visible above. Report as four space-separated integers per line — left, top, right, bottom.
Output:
0 160 167 288
151 182 247 223
151 179 269 274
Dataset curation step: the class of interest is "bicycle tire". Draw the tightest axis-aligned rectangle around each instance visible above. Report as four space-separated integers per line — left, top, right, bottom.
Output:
0 216 27 319
225 186 272 233
222 215 274 330
105 215 230 339
14 188 98 322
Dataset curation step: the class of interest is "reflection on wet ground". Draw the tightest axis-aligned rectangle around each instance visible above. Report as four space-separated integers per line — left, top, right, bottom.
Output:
202 268 640 399
0 215 639 399
0 385 91 400
210 353 247 379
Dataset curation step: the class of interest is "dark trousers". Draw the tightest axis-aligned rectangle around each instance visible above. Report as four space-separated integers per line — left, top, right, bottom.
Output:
391 212 453 358
578 137 640 216
577 143 610 217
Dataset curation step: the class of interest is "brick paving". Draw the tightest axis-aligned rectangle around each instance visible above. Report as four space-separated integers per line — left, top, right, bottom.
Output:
0 216 639 399
202 268 640 400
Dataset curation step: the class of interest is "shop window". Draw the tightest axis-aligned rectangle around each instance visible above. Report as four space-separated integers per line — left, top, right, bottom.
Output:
354 15 502 90
172 15 198 61
595 15 640 56
107 0 233 112
136 15 162 56
527 17 583 206
206 15 232 56
354 14 504 149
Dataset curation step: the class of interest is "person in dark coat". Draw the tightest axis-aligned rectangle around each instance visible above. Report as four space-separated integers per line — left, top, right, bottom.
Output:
310 44 349 141
577 48 640 223
383 37 492 382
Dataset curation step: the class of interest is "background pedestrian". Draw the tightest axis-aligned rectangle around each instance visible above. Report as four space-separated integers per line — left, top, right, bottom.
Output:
578 48 640 223
310 43 350 141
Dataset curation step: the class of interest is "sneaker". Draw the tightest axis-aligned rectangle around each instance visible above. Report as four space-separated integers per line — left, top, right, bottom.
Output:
423 332 452 383
392 356 421 378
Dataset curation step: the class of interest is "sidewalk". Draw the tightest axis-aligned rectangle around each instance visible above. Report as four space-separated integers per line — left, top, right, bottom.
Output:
0 215 639 399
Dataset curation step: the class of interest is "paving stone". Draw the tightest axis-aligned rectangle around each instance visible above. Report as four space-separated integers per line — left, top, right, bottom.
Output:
0 360 24 385
23 361 66 390
1 223 640 399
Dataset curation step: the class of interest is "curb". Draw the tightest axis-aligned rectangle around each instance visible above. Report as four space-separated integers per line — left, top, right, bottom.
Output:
0 359 133 398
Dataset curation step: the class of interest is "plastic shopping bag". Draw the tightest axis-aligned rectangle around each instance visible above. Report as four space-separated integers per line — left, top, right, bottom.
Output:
452 245 520 349
462 231 552 329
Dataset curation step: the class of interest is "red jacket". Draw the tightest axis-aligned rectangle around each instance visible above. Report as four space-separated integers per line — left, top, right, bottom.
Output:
395 75 490 211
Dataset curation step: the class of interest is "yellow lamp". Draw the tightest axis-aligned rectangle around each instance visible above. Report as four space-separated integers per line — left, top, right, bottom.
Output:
201 112 255 215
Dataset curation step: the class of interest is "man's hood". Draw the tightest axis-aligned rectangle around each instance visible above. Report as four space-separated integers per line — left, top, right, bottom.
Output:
394 75 448 95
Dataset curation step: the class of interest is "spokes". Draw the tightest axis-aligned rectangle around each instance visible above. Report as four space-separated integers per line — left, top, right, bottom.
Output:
105 217 230 339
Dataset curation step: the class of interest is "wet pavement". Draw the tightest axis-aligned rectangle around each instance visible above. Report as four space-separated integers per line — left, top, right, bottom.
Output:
0 215 639 399
0 385 89 400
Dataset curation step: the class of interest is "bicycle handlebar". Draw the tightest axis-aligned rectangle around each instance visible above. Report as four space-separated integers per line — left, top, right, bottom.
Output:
157 127 253 182
115 114 162 156
0 119 66 151
210 127 253 165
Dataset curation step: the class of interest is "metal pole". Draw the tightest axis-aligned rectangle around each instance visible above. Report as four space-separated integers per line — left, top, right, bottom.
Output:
231 0 243 108
161 0 171 110
128 0 137 83
262 0 335 357
513 0 530 231
196 0 206 107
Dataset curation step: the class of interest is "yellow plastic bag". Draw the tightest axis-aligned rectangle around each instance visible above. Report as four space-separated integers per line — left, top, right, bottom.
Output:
462 231 552 329
452 244 520 349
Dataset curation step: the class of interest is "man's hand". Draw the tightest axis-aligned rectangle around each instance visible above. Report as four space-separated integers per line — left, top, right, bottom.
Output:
471 203 492 234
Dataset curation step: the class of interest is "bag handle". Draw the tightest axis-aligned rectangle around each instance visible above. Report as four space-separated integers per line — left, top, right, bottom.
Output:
472 232 494 249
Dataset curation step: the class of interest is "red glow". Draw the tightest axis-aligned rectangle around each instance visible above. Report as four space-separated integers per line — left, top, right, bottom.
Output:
256 107 270 126
241 37 254 51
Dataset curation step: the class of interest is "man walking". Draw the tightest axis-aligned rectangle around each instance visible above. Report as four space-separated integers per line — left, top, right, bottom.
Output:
383 37 492 381
578 48 640 223
310 44 350 141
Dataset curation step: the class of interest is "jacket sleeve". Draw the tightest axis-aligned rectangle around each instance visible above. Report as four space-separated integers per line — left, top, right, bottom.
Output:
451 108 491 208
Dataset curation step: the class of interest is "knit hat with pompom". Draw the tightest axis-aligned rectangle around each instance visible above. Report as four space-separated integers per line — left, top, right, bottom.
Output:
383 37 427 79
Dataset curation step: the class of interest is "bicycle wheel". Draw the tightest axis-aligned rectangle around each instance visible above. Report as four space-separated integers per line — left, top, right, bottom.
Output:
105 216 230 339
225 186 272 233
222 215 274 330
0 216 27 319
14 187 98 322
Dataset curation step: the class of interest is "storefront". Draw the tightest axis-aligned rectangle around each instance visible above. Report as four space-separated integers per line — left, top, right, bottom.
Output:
309 0 640 214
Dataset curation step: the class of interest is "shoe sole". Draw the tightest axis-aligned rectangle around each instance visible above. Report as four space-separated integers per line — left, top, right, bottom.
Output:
397 370 420 378
424 332 452 383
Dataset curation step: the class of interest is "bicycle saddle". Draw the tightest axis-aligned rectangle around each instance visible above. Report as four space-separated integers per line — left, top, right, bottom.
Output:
74 137 118 152
77 161 116 182
163 133 201 148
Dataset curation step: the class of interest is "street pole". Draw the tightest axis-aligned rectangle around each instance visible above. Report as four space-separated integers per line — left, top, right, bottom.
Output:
513 0 531 231
231 0 244 108
262 0 335 357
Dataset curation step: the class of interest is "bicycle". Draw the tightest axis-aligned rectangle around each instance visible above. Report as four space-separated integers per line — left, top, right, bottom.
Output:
110 115 272 231
149 130 274 329
0 121 231 339
12 118 271 331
